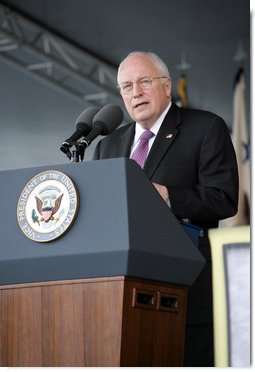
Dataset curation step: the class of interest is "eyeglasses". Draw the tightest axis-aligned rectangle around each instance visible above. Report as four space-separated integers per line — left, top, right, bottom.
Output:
117 76 168 94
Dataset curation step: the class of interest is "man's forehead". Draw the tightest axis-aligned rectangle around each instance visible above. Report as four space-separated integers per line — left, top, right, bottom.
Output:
119 57 158 79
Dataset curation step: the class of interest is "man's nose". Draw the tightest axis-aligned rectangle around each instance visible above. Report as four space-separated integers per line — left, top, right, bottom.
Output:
132 81 143 97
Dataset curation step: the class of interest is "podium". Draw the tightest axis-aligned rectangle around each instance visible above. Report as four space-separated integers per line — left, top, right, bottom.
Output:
0 158 205 366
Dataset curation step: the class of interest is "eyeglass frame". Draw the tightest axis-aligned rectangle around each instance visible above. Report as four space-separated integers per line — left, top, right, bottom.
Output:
117 76 168 94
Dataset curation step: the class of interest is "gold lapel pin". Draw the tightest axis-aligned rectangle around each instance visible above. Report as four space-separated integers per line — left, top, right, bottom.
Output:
165 133 173 139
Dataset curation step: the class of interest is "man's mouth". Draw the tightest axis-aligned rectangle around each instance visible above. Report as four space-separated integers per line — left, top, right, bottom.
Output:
134 102 149 109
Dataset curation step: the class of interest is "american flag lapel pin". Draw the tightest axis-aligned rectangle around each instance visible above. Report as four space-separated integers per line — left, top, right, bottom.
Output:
166 133 173 139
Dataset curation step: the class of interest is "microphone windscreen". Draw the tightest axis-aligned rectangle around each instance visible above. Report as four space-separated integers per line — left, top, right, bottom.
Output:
75 107 100 129
92 104 123 134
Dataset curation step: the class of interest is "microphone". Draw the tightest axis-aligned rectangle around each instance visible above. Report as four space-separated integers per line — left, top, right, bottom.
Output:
78 104 123 158
60 107 99 159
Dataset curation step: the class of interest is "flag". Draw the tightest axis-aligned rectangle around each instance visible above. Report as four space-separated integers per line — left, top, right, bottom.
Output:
177 74 188 107
224 68 250 226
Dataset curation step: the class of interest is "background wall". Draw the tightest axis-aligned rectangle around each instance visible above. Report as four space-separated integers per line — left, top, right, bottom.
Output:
0 0 250 171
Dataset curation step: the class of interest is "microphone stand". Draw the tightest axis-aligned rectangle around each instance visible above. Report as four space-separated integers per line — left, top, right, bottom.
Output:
71 144 83 162
60 142 84 163
71 149 80 162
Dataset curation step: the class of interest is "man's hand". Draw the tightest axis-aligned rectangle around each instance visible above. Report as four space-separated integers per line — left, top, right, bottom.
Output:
152 183 170 205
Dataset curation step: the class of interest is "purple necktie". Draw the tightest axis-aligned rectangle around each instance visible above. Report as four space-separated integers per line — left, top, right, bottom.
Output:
131 129 155 168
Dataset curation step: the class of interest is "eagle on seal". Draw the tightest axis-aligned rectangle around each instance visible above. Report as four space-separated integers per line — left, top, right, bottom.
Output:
35 194 63 222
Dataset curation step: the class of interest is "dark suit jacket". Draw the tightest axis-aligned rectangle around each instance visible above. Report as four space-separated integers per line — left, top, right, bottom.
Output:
93 102 238 323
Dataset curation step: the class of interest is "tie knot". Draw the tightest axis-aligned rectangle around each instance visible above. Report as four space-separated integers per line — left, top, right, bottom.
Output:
139 130 154 143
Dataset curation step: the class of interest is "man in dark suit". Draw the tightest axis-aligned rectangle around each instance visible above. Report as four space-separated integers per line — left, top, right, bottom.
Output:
93 51 238 366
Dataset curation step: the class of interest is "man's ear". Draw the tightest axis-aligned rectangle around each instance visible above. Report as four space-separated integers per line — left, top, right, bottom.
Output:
165 78 172 98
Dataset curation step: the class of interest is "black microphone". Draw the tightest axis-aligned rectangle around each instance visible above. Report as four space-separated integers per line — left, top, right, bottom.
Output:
60 107 100 159
78 104 123 157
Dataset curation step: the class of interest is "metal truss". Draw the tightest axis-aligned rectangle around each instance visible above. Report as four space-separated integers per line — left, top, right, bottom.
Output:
0 2 127 116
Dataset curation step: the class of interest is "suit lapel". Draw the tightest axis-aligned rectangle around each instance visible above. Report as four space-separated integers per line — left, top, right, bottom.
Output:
143 102 182 179
115 123 135 157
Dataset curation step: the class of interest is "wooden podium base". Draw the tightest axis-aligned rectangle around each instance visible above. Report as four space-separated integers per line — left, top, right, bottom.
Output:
0 276 187 366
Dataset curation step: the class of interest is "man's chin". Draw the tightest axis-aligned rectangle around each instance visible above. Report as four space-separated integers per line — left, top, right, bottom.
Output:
133 111 150 124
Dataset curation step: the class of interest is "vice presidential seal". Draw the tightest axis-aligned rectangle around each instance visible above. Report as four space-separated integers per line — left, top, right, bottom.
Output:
17 170 79 242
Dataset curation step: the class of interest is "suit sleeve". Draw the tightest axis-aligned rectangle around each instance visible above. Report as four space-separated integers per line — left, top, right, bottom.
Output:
168 116 239 226
92 141 100 160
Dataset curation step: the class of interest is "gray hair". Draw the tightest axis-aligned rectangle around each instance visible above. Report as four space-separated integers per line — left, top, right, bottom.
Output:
117 51 170 82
